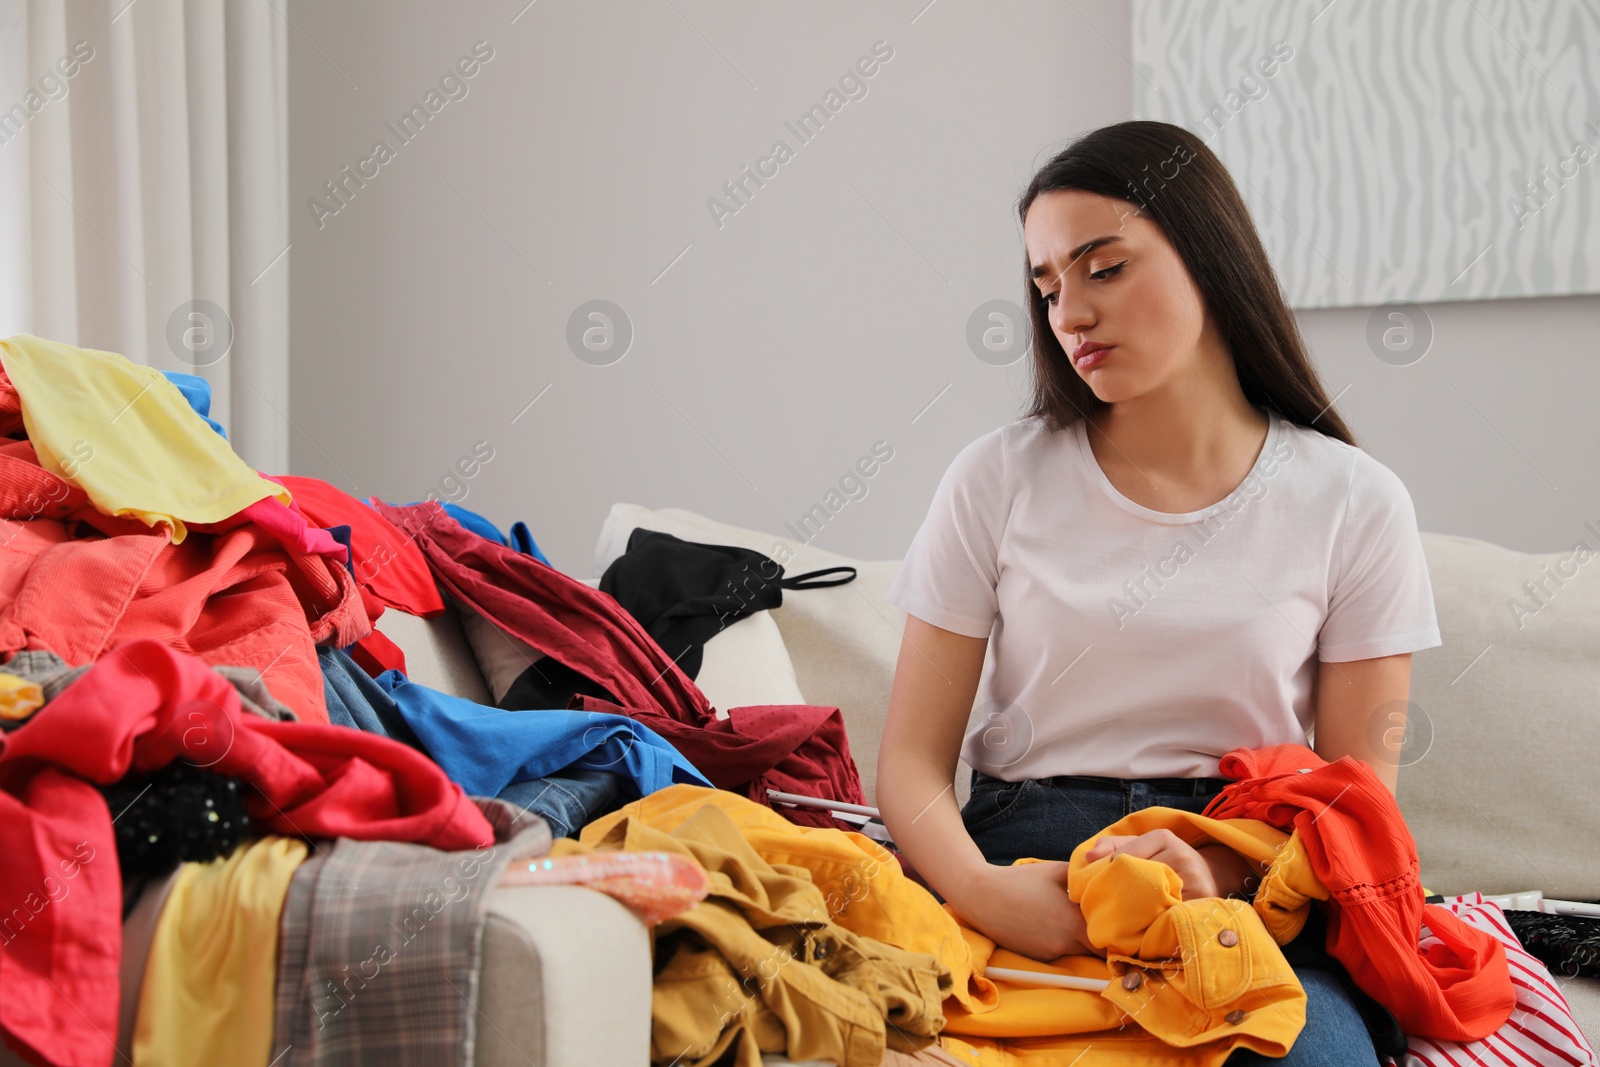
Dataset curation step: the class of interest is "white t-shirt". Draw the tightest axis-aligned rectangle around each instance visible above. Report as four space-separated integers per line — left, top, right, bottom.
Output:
884 408 1442 780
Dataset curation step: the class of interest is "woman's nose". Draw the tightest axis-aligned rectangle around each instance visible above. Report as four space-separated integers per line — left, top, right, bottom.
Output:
1054 294 1093 336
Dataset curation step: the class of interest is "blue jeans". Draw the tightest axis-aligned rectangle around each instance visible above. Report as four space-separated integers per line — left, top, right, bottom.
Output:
497 767 624 839
960 769 1384 1066
320 645 424 749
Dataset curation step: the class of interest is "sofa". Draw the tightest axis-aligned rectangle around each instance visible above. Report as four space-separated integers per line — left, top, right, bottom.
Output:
413 503 1600 1065
18 502 1595 1066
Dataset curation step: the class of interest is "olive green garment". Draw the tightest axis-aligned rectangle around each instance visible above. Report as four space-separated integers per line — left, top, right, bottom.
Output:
555 801 953 1067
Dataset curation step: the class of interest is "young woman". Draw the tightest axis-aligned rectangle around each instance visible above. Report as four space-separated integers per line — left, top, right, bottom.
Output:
877 120 1441 1064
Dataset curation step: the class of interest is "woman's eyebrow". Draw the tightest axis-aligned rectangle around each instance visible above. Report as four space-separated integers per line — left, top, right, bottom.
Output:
1030 235 1126 281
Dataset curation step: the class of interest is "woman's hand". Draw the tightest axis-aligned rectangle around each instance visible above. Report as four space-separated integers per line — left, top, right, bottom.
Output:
1083 829 1258 900
951 861 1104 962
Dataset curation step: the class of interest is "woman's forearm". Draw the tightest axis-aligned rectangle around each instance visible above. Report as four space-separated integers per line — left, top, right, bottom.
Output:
876 618 1098 960
876 752 990 906
878 754 1098 958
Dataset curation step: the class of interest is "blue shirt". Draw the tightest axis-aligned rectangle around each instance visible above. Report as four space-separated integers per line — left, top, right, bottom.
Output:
372 671 710 798
161 371 227 438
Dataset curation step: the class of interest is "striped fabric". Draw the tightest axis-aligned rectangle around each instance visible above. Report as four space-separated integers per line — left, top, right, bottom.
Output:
1392 893 1597 1067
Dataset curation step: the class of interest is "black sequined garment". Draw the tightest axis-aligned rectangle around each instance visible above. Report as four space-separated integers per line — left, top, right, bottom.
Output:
98 760 253 880
1503 910 1600 979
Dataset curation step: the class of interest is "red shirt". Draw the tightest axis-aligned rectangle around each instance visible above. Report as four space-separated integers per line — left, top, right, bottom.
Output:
1204 744 1514 1041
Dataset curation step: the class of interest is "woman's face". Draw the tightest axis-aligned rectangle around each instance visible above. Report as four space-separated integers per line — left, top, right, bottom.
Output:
1024 188 1215 404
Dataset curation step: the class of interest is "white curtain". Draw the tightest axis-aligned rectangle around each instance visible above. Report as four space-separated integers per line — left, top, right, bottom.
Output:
0 0 289 472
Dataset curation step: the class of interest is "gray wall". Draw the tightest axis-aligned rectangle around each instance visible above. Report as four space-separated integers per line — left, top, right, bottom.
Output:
286 0 1600 574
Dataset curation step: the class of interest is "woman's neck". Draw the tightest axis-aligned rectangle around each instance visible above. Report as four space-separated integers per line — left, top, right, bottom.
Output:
1086 392 1269 489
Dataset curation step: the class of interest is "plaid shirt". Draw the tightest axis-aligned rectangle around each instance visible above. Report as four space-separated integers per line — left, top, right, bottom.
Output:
272 797 552 1066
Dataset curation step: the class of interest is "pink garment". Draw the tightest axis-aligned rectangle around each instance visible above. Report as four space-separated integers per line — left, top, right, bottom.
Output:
241 494 346 557
499 850 709 925
275 475 447 618
188 485 348 560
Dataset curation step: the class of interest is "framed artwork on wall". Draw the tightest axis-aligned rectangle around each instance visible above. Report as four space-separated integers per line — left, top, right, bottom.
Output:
1132 0 1600 308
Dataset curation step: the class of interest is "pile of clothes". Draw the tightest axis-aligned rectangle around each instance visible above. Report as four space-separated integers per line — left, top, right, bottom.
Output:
0 334 1589 1067
0 334 868 1067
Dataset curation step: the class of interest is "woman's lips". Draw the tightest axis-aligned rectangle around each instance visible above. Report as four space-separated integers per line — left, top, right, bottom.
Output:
1076 346 1112 369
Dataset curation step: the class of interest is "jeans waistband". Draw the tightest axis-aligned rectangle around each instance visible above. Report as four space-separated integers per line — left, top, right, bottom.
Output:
974 769 1231 797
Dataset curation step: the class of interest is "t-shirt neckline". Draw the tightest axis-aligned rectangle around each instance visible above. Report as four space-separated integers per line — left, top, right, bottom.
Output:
1073 409 1282 525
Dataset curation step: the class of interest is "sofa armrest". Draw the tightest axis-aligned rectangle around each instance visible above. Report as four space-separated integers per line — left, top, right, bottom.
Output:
475 884 653 1067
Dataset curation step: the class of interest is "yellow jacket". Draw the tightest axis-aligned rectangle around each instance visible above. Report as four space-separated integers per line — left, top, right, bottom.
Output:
575 788 1331 1066
941 807 1320 1065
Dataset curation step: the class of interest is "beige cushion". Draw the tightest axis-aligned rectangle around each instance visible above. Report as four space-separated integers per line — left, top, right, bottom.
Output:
594 503 960 810
456 580 606 704
693 611 809 713
457 578 807 717
1402 533 1600 899
1560 977 1600 1051
373 604 492 706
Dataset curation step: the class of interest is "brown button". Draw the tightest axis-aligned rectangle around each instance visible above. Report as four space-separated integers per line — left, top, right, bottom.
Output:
1121 971 1143 990
1225 1009 1247 1024
1218 928 1240 947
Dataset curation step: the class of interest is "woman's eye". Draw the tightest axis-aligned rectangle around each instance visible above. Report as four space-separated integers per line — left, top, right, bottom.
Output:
1044 291 1057 304
1090 262 1126 281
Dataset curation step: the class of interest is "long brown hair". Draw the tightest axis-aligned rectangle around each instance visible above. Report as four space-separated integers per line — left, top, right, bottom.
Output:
1017 120 1357 448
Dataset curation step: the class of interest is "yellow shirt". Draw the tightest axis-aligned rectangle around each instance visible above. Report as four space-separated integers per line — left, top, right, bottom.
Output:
132 836 308 1066
0 334 291 542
